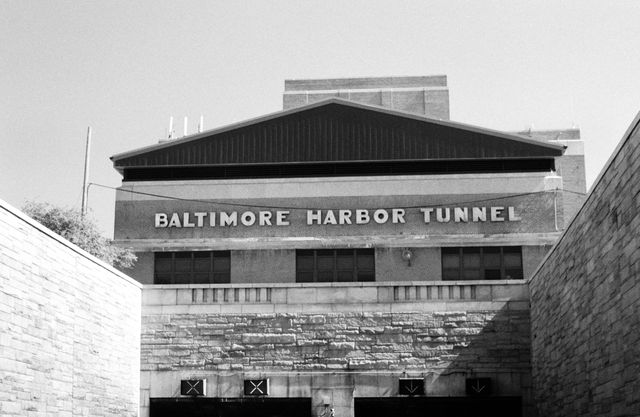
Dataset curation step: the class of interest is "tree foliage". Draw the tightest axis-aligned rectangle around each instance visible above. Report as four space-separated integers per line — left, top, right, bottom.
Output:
22 201 137 269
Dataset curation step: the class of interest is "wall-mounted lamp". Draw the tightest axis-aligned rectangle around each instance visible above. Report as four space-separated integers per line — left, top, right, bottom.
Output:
401 248 413 267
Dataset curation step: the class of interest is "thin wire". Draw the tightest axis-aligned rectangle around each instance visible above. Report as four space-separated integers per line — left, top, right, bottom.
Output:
90 182 586 211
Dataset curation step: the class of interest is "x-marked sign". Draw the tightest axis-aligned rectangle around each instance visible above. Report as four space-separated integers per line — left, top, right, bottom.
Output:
244 379 270 396
181 379 206 396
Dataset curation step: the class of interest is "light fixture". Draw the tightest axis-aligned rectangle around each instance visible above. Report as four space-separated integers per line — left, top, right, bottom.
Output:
401 248 413 266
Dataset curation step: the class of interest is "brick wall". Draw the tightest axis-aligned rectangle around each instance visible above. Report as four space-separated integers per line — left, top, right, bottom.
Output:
516 128 587 224
0 199 142 417
283 76 450 119
555 154 587 221
529 114 640 416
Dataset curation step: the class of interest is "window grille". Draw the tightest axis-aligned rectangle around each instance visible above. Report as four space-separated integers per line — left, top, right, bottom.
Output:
442 247 523 280
154 251 231 284
296 249 375 283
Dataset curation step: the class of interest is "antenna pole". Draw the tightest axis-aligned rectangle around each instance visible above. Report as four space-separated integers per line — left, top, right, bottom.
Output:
81 126 92 218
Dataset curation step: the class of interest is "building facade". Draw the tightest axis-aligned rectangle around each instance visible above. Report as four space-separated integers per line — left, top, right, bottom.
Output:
111 76 586 417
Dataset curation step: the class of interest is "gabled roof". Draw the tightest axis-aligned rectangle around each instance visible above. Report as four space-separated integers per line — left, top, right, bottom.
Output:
111 98 565 172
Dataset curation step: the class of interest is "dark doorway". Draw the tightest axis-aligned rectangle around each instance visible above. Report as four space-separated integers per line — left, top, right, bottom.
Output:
355 397 522 417
151 398 311 417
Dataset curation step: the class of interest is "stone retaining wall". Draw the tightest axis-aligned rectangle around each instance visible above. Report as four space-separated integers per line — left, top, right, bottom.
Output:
0 199 142 417
141 293 534 416
142 309 531 374
529 113 640 416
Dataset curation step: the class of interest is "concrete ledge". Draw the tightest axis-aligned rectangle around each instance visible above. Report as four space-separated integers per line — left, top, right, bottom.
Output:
0 198 141 289
141 281 529 313
117 233 562 251
143 300 523 314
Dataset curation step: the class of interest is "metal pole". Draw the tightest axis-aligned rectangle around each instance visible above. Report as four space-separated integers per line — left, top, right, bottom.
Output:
553 187 558 232
81 126 92 217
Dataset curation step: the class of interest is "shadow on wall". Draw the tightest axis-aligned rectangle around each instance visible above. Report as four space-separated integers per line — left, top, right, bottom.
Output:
422 303 532 417
351 304 532 417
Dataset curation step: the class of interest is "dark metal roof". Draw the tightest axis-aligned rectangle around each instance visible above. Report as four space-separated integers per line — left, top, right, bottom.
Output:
112 98 564 173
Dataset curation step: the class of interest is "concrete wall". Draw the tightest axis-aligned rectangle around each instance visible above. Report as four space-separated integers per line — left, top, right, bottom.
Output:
521 245 552 281
283 76 450 120
231 249 296 284
0 199 142 417
375 247 442 281
141 281 533 417
529 113 640 416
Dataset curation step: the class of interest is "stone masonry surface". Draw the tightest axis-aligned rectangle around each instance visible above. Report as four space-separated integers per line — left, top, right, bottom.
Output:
141 310 530 373
529 114 640 416
0 200 142 417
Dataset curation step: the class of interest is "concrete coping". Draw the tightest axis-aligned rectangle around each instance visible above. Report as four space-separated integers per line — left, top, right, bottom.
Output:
0 197 141 289
146 279 527 290
142 280 529 307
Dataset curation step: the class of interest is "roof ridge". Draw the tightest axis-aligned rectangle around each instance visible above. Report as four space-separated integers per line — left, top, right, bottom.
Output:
112 98 565 163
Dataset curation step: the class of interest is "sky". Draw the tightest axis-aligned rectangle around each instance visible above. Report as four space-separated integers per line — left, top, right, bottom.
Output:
1 0 639 237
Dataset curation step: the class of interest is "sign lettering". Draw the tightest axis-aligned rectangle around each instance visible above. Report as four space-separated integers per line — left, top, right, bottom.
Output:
154 206 522 228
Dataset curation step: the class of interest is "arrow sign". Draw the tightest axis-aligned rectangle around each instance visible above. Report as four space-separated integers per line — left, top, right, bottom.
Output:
472 380 485 393
399 378 424 396
465 378 492 397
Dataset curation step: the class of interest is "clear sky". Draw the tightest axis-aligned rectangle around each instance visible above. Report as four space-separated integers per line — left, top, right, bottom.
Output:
1 0 639 237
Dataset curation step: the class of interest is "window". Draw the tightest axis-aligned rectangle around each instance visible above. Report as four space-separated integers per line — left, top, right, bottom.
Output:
154 251 230 284
296 249 375 282
442 247 523 280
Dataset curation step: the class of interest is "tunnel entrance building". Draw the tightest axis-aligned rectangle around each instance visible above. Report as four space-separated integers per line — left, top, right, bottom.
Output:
111 76 586 417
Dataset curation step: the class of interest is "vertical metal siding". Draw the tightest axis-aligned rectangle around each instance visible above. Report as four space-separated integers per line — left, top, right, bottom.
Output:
115 103 562 168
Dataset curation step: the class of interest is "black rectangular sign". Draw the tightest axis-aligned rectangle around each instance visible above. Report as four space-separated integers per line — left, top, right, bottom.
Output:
181 379 206 396
466 378 492 396
244 379 269 396
399 378 424 396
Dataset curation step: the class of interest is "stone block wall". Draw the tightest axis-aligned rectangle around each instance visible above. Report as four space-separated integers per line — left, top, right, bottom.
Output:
529 114 640 416
0 199 142 417
142 309 530 373
140 294 534 416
